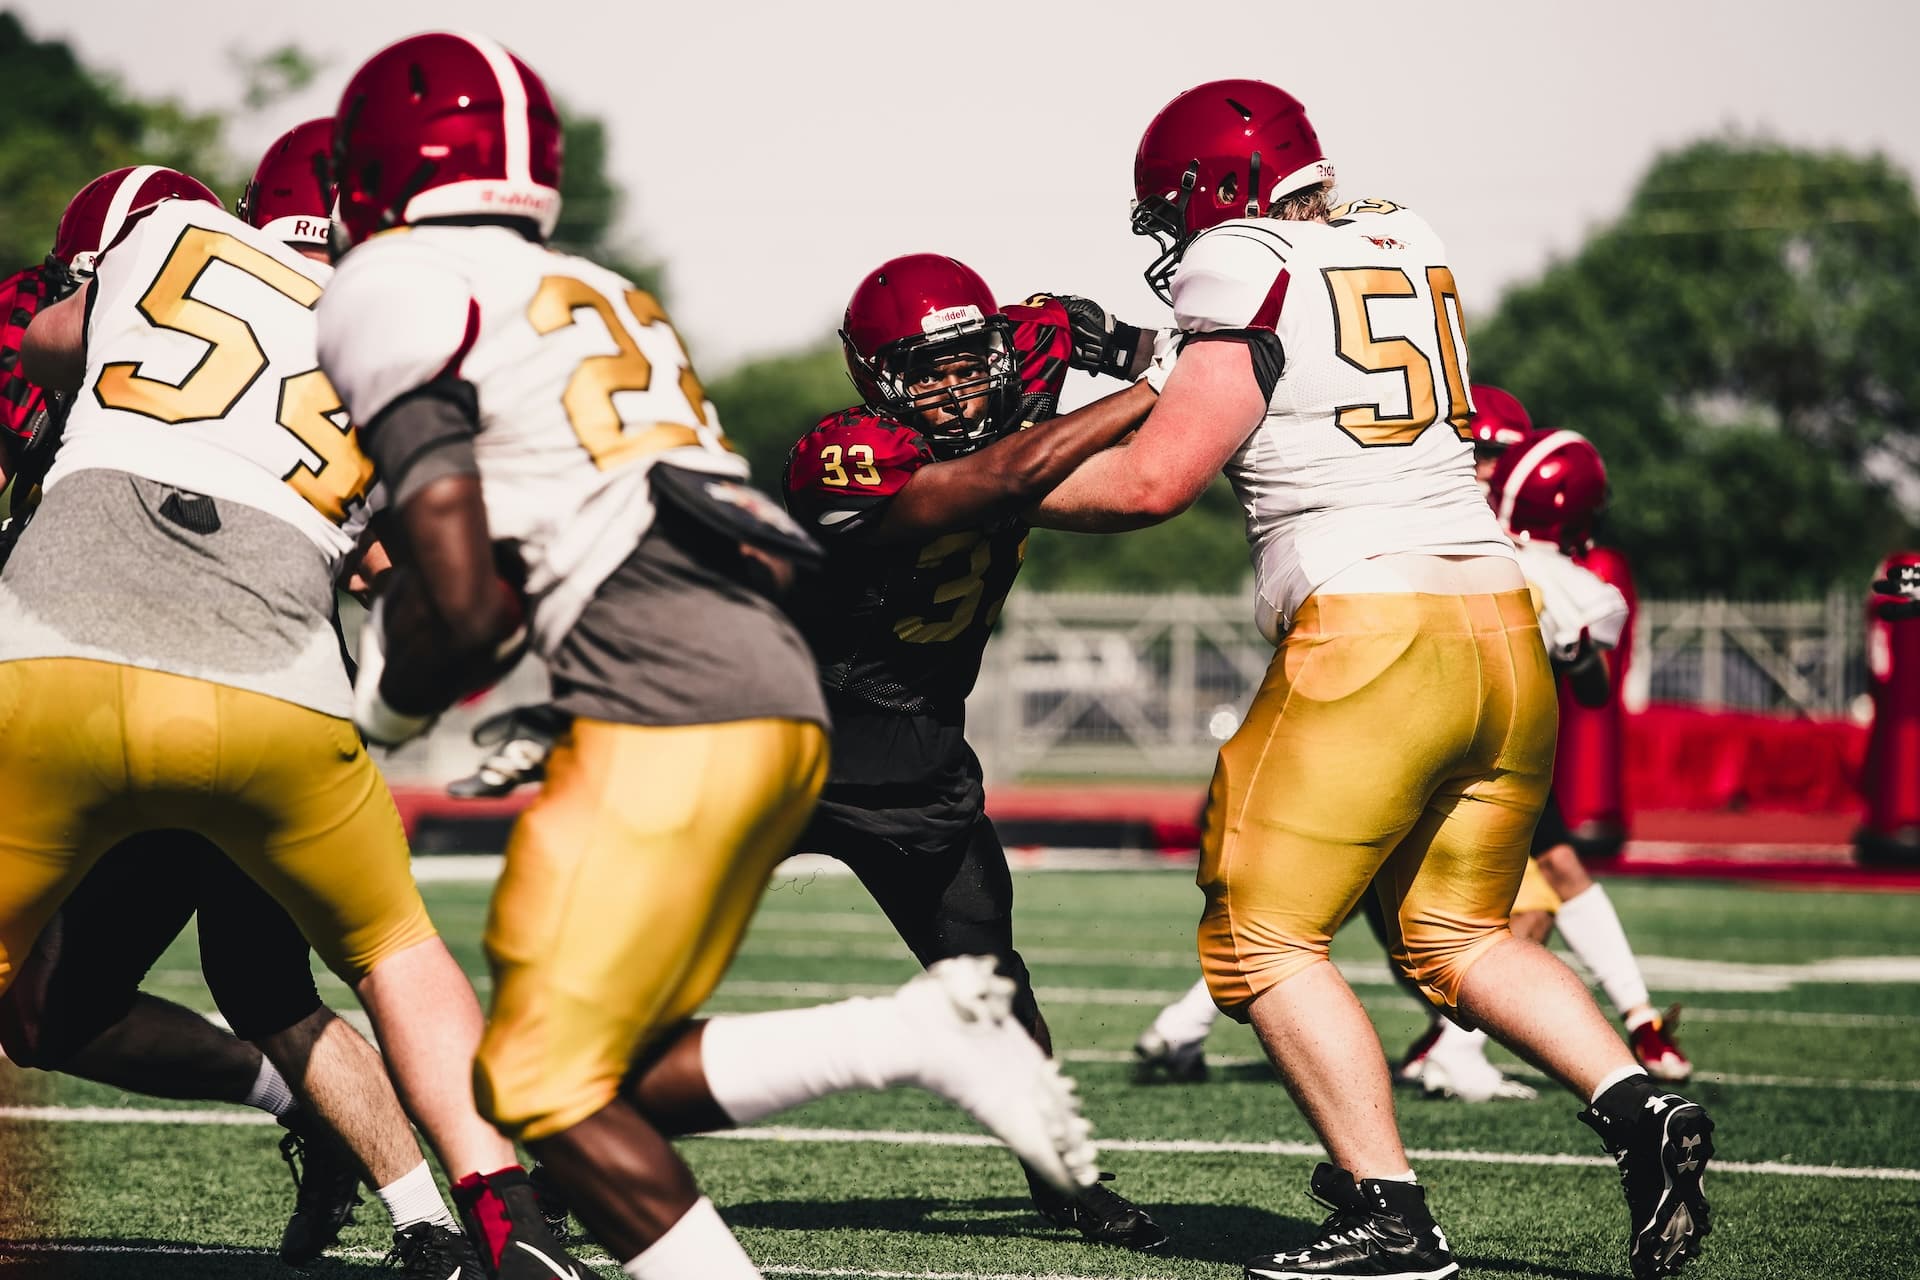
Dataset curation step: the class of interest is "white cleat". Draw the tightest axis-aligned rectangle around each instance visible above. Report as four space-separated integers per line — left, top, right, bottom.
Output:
1417 1045 1539 1103
894 956 1099 1194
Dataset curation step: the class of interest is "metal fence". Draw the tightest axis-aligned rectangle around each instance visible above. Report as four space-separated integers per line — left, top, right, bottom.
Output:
371 590 1873 786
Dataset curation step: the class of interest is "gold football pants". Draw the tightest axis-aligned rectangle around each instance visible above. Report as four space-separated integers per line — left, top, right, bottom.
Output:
0 658 435 995
1511 857 1565 917
1198 590 1557 1017
474 716 828 1142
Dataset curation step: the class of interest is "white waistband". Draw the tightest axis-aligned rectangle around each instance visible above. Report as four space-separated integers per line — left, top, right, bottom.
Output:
1315 552 1527 596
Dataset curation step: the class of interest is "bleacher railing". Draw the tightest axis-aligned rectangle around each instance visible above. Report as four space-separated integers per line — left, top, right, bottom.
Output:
368 590 1870 785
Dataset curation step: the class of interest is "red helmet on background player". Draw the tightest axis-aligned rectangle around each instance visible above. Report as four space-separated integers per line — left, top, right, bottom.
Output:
1468 384 1534 456
840 254 1022 459
330 31 563 251
238 118 335 248
1131 79 1332 303
50 166 220 281
1488 429 1610 554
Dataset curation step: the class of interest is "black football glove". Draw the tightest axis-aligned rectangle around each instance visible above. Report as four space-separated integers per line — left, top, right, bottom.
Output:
1874 563 1920 619
1051 293 1145 379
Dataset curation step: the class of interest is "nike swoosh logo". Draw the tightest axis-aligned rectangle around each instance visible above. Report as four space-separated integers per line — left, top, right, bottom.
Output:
817 509 860 525
513 1240 580 1280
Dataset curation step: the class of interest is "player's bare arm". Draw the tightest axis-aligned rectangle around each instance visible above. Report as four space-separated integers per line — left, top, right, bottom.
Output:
871 379 1158 544
380 470 524 717
1031 340 1266 531
19 284 90 392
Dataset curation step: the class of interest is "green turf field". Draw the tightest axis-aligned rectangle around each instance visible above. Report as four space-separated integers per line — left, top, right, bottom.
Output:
3 868 1917 1279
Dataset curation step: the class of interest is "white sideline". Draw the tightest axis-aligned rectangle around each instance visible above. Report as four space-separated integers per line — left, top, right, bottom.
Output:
2 1107 1914 1183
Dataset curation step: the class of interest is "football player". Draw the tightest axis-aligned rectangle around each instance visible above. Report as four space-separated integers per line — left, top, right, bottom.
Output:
1483 428 1692 1081
780 253 1166 1248
321 33 1096 1280
1036 80 1717 1280
7 150 582 1280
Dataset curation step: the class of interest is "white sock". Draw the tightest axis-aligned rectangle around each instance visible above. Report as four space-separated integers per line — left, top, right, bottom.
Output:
244 1056 295 1118
701 998 915 1125
623 1196 759 1279
1371 1168 1419 1183
1589 1064 1649 1106
376 1160 456 1232
1149 978 1222 1047
1554 885 1652 1019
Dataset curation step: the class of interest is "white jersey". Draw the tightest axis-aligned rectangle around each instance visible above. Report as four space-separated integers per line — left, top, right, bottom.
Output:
1169 199 1512 634
319 225 743 656
44 198 371 563
1515 540 1629 662
1 198 372 717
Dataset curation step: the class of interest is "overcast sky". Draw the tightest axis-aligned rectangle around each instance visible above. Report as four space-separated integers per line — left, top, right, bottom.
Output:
18 1 1919 382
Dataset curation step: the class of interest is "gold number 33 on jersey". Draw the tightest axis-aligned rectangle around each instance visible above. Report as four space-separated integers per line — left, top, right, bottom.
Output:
92 226 372 523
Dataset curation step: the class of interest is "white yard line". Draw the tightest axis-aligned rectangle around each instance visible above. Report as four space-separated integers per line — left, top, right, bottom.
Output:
3 1107 1912 1183
1054 1049 1920 1092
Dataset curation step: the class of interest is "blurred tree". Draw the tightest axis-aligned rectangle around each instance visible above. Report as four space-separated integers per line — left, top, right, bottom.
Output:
0 14 233 267
550 106 665 299
1022 477 1250 593
1473 137 1920 596
706 339 851 488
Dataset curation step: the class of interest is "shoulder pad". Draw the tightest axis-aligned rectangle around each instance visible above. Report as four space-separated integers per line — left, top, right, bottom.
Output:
783 407 931 538
1173 223 1295 333
317 239 477 427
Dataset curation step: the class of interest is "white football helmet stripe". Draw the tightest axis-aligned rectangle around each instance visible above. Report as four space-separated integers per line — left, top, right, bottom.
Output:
1496 428 1584 535
454 31 530 184
95 164 164 267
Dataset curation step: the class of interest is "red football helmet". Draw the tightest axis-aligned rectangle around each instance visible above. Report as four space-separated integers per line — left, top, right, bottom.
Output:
1488 429 1609 553
1468 384 1535 456
50 166 220 279
331 31 562 250
840 254 1021 458
238 118 335 247
1132 79 1332 302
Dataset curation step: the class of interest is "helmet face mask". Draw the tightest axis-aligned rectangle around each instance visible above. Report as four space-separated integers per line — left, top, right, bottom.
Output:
862 320 1019 458
840 254 1023 459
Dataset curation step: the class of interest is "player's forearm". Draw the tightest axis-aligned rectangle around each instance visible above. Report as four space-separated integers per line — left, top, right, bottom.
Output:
392 475 519 663
875 382 1157 541
1027 439 1187 531
19 287 88 392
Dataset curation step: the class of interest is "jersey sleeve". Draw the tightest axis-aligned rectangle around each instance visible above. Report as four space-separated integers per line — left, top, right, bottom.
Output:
0 266 52 446
1004 295 1073 406
316 240 478 427
1519 542 1629 660
782 408 931 541
1170 224 1295 333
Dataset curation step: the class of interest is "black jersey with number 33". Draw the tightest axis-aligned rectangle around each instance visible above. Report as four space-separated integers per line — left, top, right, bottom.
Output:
781 296 1071 718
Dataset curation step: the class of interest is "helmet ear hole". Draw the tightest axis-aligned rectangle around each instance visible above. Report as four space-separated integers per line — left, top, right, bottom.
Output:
1216 171 1239 208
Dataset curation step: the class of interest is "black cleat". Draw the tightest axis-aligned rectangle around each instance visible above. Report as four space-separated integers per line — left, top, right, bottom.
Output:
447 705 566 798
276 1108 364 1268
1132 1029 1209 1084
1580 1076 1716 1279
386 1222 484 1280
455 1166 590 1280
527 1162 575 1244
1243 1163 1457 1280
1030 1169 1170 1250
